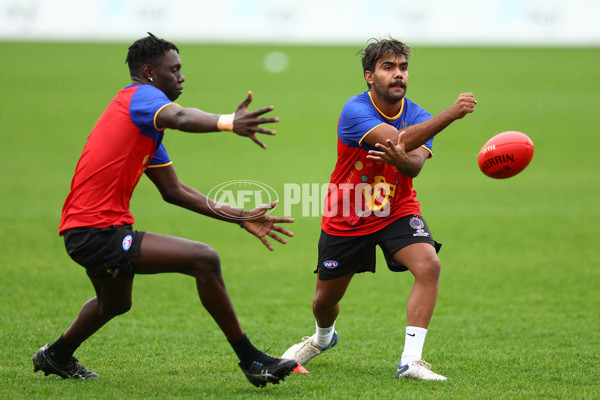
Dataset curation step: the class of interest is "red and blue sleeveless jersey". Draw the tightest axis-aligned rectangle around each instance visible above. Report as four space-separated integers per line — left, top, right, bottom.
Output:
321 91 433 236
59 84 174 235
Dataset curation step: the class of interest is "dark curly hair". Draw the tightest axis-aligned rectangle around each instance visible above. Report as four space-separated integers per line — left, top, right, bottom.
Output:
125 32 179 76
359 38 412 88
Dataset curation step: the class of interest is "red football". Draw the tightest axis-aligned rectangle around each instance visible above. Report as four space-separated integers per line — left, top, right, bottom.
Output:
478 131 534 179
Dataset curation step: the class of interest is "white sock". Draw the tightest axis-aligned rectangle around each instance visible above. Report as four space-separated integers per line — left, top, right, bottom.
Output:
314 321 335 349
400 326 428 365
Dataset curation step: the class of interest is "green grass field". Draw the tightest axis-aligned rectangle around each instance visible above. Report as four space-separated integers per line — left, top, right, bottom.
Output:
1 41 599 399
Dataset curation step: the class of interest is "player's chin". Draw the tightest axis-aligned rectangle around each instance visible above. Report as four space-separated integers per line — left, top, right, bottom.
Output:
389 91 406 102
169 90 183 101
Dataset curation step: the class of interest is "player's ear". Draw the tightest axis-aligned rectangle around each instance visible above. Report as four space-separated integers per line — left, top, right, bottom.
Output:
141 64 154 80
364 70 374 86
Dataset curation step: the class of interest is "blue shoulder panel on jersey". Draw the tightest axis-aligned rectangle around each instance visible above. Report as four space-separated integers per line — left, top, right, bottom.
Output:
338 91 436 153
128 85 173 141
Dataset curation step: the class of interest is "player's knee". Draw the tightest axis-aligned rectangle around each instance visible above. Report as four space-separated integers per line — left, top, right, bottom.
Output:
100 299 132 317
412 257 441 281
190 244 221 278
112 301 132 316
313 292 338 311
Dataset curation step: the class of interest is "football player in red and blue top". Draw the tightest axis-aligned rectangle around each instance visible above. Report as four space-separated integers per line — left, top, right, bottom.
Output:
282 38 477 381
322 91 433 236
34 33 298 387
59 83 175 233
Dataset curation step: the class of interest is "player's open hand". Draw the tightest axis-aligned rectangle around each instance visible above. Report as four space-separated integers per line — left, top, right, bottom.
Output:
239 200 294 251
366 131 409 168
232 91 279 149
449 92 477 120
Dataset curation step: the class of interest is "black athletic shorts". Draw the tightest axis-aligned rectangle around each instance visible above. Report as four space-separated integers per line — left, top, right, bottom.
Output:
315 214 441 280
63 225 145 280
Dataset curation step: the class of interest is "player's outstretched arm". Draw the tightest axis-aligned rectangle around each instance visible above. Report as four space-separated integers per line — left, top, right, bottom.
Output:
401 92 477 151
363 93 477 152
155 91 278 149
146 164 238 221
145 166 294 249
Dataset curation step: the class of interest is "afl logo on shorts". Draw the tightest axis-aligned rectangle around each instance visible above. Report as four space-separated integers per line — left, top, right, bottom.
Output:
122 235 133 251
409 216 424 230
323 260 339 269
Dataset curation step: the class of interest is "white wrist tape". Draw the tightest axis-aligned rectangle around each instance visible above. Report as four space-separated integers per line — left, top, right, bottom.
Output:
217 114 234 131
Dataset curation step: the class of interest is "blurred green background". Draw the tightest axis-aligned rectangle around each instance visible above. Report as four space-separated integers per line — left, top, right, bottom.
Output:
1 42 598 399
